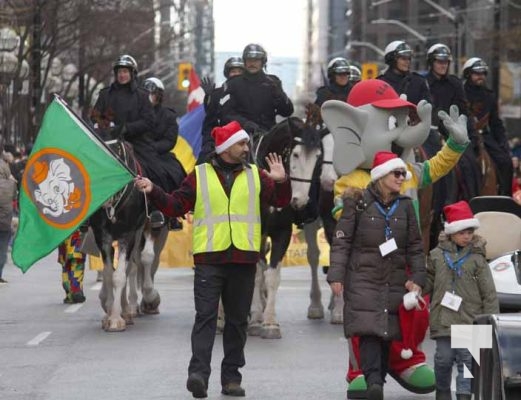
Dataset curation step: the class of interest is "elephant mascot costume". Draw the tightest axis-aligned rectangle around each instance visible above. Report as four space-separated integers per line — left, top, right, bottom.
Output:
321 79 469 398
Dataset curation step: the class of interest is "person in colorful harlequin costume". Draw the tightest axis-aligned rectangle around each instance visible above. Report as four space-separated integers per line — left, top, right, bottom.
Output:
321 79 470 399
59 229 86 304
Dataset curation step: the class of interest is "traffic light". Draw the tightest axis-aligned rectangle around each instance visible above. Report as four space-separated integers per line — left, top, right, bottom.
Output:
362 63 378 80
177 62 192 91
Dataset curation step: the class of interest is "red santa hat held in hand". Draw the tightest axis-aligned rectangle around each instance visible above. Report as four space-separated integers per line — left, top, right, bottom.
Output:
211 121 249 154
443 200 480 235
398 301 429 359
370 151 412 182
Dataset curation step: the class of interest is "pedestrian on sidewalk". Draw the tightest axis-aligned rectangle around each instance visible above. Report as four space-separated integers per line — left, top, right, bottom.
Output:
423 200 499 400
134 121 291 398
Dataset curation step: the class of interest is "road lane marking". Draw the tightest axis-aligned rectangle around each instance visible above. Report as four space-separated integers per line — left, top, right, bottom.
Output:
90 282 102 291
64 304 84 313
27 331 52 346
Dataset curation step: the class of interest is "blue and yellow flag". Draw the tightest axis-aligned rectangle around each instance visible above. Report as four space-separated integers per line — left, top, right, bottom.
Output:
173 68 205 173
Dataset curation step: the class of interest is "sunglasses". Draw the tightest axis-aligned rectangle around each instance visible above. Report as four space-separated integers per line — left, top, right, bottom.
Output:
391 170 407 178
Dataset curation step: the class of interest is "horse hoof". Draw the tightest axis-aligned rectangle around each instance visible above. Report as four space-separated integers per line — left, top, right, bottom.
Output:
261 325 282 339
307 305 325 319
248 323 262 336
122 313 134 325
140 297 160 315
330 312 343 324
104 318 126 332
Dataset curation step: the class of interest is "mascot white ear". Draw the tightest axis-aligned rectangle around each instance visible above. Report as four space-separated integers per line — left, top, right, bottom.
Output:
321 100 368 176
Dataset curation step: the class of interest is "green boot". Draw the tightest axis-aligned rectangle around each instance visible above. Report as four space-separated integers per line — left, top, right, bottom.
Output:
346 375 367 399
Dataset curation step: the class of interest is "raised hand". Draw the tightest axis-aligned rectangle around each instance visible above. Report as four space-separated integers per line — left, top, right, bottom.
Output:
439 104 469 145
200 76 215 94
264 152 286 183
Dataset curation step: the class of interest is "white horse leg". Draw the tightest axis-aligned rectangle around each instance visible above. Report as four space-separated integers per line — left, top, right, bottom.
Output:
140 230 160 314
99 243 114 328
261 263 282 339
248 260 266 336
304 219 324 319
105 242 128 332
330 292 344 324
126 257 139 321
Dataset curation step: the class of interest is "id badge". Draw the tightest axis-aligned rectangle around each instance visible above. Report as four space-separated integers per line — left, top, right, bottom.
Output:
379 238 397 257
441 291 462 312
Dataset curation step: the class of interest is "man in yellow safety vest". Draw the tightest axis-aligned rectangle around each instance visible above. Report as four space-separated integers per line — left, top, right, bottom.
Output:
134 120 291 398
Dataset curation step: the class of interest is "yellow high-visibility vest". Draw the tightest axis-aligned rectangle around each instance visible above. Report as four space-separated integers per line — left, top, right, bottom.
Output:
193 163 261 254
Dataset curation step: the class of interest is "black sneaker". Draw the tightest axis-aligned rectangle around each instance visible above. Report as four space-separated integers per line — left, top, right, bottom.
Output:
366 383 383 400
71 292 86 303
0 278 7 284
186 373 207 399
221 382 245 397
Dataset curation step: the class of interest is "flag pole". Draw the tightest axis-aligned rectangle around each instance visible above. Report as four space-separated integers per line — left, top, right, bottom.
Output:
52 94 137 177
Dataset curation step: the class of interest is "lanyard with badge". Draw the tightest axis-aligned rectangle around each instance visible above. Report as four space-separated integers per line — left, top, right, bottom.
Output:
375 199 399 257
440 250 471 312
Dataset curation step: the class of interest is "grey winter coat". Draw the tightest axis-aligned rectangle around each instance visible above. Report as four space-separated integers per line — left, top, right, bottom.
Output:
424 233 499 339
327 185 426 340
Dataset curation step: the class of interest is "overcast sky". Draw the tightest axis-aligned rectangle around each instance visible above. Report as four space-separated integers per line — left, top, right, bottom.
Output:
213 0 306 58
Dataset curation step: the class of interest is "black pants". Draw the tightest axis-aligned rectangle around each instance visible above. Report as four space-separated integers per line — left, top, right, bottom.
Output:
188 263 256 386
359 335 391 386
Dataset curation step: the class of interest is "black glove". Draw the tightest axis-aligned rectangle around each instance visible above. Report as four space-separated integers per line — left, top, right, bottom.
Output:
201 76 215 94
111 124 128 139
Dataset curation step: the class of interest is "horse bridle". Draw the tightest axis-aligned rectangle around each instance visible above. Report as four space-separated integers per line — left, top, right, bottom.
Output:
289 137 322 184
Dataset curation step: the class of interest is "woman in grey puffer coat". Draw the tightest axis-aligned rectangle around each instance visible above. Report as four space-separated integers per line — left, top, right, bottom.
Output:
328 151 426 400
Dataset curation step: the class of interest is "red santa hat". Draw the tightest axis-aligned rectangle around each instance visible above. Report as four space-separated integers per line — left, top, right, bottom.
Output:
370 151 412 182
347 79 416 110
398 302 429 359
443 200 480 235
211 121 249 154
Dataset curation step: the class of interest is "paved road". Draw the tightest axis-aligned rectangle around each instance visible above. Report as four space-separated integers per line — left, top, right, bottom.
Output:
0 253 437 400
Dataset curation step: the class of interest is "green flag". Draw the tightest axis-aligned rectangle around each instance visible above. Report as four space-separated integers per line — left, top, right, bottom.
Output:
12 97 133 272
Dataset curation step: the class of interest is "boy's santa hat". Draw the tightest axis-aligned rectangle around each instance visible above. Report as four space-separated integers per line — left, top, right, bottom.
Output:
370 151 412 182
398 302 429 359
211 121 249 154
443 200 480 235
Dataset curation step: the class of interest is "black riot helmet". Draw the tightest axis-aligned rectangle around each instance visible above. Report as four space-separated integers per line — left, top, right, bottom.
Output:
427 43 452 67
113 54 138 77
223 56 245 78
348 65 362 83
143 77 165 103
384 41 413 66
242 43 268 66
327 57 350 82
462 57 488 79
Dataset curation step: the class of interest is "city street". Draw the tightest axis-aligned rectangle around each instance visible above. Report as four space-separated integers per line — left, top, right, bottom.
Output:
0 253 437 400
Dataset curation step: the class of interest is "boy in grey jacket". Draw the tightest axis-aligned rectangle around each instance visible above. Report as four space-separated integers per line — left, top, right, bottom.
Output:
424 200 499 400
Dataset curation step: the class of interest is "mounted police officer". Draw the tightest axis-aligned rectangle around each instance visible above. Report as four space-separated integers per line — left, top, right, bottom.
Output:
425 44 481 247
378 40 431 123
348 65 362 83
143 77 187 229
463 57 513 196
314 57 354 106
220 43 294 135
197 57 245 164
91 55 165 228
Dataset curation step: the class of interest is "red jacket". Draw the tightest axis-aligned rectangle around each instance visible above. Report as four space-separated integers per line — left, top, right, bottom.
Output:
149 157 292 265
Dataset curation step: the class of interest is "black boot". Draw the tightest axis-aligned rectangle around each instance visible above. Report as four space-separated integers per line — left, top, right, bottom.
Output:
149 210 165 230
436 389 452 400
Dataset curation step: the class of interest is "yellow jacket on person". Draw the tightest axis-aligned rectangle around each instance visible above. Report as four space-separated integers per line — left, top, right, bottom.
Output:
193 163 261 254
